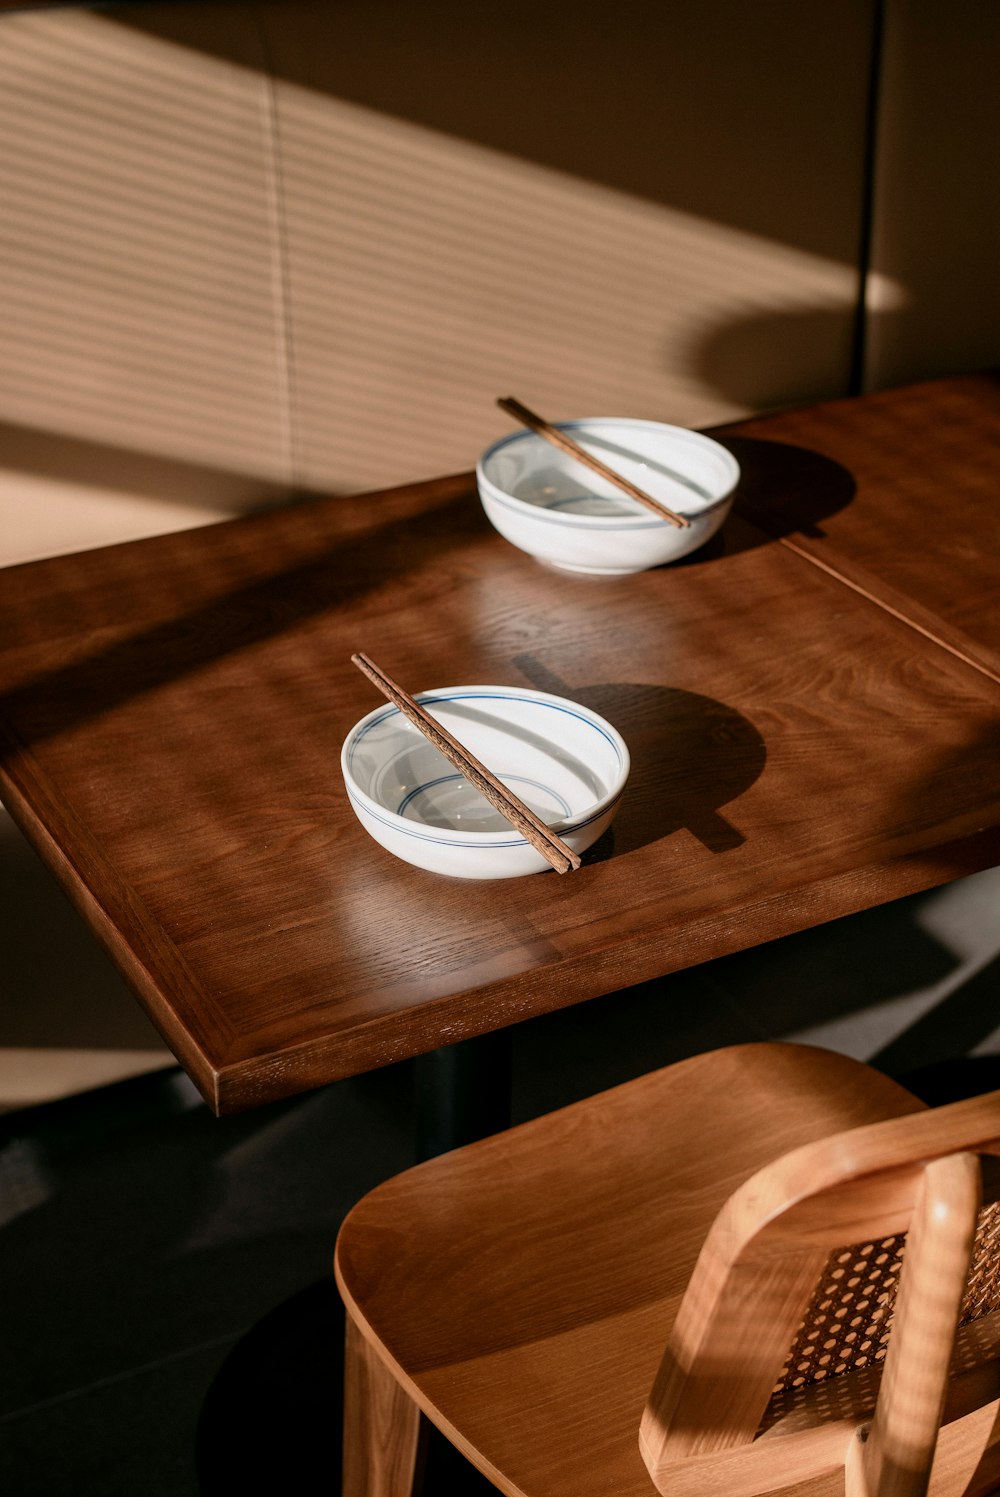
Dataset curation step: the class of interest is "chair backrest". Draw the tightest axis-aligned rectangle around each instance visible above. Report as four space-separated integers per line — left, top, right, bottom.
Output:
640 1089 1000 1497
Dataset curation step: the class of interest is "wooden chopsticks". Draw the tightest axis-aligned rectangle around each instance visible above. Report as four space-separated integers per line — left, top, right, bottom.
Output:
351 653 582 874
496 396 690 529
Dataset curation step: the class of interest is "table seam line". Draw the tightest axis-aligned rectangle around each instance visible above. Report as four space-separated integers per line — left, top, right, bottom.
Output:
776 536 1000 688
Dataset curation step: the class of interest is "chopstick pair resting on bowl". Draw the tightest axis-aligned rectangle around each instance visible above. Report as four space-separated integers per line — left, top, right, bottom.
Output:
480 395 740 575
350 653 581 875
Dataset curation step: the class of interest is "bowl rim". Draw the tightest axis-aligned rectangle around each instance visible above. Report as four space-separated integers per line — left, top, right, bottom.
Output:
476 416 740 529
341 684 630 849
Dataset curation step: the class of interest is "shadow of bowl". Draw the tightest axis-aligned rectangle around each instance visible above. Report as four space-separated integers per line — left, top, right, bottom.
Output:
718 435 857 542
513 657 767 856
623 437 856 570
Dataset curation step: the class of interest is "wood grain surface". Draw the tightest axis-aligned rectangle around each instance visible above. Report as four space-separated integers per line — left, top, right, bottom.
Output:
335 1044 926 1497
343 1315 422 1497
1 379 999 1112
850 1153 979 1497
721 372 1000 683
337 1044 1000 1497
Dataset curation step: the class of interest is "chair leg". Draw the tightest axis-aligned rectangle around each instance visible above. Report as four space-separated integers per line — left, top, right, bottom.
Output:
343 1315 423 1497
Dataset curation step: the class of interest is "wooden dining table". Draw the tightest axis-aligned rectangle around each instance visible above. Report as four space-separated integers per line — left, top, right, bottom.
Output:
1 374 998 1120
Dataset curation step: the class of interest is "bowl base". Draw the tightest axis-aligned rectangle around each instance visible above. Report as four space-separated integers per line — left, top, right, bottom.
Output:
547 559 645 576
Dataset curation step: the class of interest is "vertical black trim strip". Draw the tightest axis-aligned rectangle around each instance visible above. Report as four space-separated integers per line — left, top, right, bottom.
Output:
850 0 887 395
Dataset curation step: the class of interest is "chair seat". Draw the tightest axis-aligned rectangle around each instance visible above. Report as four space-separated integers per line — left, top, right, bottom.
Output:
336 1043 924 1497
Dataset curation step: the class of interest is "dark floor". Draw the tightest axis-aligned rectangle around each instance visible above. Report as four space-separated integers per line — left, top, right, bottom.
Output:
1 865 998 1495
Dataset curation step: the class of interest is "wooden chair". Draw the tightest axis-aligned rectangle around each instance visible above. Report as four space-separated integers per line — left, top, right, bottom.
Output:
335 1042 1000 1497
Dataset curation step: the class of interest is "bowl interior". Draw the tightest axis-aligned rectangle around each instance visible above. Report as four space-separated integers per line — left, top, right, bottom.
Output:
345 689 626 836
480 419 738 522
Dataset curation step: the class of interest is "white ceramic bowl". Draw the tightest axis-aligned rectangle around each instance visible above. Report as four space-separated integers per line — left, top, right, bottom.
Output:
341 685 629 879
477 417 740 574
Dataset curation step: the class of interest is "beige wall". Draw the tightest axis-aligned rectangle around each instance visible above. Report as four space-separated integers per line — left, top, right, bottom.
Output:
0 0 996 1106
0 5 290 569
3 0 996 572
864 0 1000 390
0 1 876 565
251 0 873 490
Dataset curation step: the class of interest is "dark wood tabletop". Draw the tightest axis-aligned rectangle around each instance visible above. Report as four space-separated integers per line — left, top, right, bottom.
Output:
719 372 1000 684
1 376 998 1113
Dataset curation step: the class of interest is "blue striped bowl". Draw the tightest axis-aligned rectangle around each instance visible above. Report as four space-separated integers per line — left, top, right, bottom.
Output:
477 417 739 574
341 686 629 879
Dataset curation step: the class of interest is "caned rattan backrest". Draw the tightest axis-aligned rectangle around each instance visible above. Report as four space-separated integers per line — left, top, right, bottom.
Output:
765 1198 1000 1419
640 1090 1000 1497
